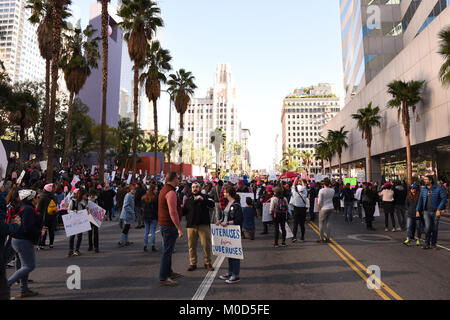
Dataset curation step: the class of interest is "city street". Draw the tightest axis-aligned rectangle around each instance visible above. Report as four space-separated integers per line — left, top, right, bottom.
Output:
8 211 450 300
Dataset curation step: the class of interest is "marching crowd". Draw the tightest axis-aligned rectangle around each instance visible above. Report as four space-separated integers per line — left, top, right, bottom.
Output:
0 162 449 299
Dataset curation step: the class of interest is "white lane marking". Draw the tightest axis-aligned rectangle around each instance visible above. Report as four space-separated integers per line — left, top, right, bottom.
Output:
437 245 450 252
439 221 450 226
192 255 225 300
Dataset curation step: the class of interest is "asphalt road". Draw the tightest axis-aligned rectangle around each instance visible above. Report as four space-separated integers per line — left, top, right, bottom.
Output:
6 209 450 300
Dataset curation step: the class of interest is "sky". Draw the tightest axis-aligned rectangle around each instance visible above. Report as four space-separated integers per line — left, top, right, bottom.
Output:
73 0 345 171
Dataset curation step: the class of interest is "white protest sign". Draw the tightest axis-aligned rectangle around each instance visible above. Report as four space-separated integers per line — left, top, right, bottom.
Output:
39 160 47 172
104 172 109 183
62 210 92 237
16 170 26 184
211 224 244 260
111 171 116 181
121 168 125 179
357 171 366 183
262 202 272 222
362 203 380 218
237 193 254 208
71 175 80 186
127 174 132 185
229 175 239 184
268 170 277 181
279 223 294 239
315 174 323 182
139 169 142 175
91 165 96 176
88 201 106 228
143 176 147 184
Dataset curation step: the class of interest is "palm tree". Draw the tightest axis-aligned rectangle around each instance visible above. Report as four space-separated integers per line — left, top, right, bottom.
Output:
167 69 197 176
46 0 71 182
60 23 100 167
351 102 382 182
314 143 327 175
118 0 163 180
139 40 172 174
328 126 349 181
387 79 425 185
317 136 333 174
438 26 450 87
300 150 314 176
98 0 111 183
281 147 301 172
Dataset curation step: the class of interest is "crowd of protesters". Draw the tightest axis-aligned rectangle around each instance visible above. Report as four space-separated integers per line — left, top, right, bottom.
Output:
0 160 449 297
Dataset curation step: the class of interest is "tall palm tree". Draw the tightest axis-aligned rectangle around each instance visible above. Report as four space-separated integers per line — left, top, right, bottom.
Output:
314 142 327 175
98 0 111 182
139 40 172 174
60 24 100 167
27 0 70 161
317 136 333 174
281 147 301 172
387 79 425 185
438 26 450 87
118 0 163 180
300 150 314 176
46 0 71 182
351 102 381 182
167 69 197 176
328 126 349 181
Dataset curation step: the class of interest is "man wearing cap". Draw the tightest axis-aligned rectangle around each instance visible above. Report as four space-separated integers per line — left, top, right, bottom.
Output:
183 182 215 272
37 184 58 249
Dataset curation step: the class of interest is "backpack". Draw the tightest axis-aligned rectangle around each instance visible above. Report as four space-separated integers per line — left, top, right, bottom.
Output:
274 197 287 219
5 204 17 224
47 199 58 216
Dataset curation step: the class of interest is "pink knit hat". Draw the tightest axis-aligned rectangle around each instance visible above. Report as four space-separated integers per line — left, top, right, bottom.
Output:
44 184 53 192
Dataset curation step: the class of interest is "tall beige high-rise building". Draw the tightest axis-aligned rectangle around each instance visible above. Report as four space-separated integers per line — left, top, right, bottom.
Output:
0 0 45 82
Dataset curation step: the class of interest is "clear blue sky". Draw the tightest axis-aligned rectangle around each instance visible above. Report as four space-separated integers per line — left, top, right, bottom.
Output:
73 0 345 171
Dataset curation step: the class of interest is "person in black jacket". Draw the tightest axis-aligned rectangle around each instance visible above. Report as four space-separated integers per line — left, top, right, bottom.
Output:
134 183 146 229
7 190 46 299
183 182 215 272
142 185 159 252
341 183 355 223
361 183 378 231
393 180 407 231
101 184 116 221
37 184 58 249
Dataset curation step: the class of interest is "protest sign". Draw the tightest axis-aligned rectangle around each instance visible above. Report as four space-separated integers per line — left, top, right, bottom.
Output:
16 170 25 184
279 223 293 239
315 174 323 182
71 175 80 187
104 172 109 183
301 172 307 180
62 210 92 237
88 201 106 228
229 175 239 184
362 203 380 218
143 176 147 184
357 171 365 183
262 202 272 222
268 170 277 181
211 224 244 260
111 171 116 181
91 165 96 176
237 193 254 207
121 168 125 179
39 160 47 172
127 174 132 185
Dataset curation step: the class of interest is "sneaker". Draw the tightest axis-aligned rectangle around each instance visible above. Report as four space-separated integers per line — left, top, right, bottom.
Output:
152 246 158 252
392 228 396 232
385 228 389 232
225 277 240 284
88 247 93 252
432 246 438 251
17 290 38 299
219 274 232 280
168 272 182 280
67 251 74 258
125 241 134 246
159 279 178 287
205 264 214 272
187 265 197 272
118 242 126 247
37 246 46 250
280 243 287 247
6 261 15 268
403 239 410 246
273 243 279 248
73 250 81 256
292 238 297 243
416 240 421 246
49 245 54 249
422 246 431 250
396 227 402 232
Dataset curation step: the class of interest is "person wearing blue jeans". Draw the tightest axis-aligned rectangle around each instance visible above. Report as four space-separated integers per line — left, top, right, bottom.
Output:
142 185 159 252
340 183 354 223
8 239 35 294
416 175 447 250
159 225 178 281
144 220 158 251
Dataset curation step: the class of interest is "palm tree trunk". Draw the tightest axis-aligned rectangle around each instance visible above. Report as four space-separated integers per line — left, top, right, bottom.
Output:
46 3 63 183
328 157 332 175
179 113 184 177
99 0 109 183
19 125 25 170
168 100 172 172
405 132 413 185
321 160 325 175
367 144 372 182
42 58 51 161
132 61 139 181
62 91 75 168
338 154 342 181
153 98 158 175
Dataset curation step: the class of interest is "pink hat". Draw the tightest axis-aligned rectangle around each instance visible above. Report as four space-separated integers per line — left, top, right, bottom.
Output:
267 185 274 192
97 185 102 190
44 184 53 192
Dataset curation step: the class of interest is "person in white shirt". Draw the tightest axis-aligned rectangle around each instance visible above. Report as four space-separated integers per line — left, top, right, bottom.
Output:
317 178 335 243
290 177 308 243
354 184 363 222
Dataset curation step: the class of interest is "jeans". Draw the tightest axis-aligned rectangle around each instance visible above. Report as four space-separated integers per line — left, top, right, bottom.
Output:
8 239 35 293
383 201 395 228
273 216 286 245
228 258 240 279
319 209 333 240
106 208 113 221
159 225 178 281
292 206 307 240
395 205 406 229
88 223 99 249
144 219 158 247
119 224 130 244
344 201 353 222
406 217 423 239
424 211 440 247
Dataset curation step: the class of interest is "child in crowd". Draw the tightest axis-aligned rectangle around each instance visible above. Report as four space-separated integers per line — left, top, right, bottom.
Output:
242 197 256 240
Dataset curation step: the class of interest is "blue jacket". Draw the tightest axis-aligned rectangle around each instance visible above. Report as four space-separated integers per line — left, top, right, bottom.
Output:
120 193 135 222
416 185 447 213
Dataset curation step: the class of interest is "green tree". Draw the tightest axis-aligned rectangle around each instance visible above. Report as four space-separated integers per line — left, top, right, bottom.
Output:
167 69 197 176
300 150 314 176
139 40 172 174
118 0 163 180
438 26 450 86
351 102 382 182
60 23 100 167
328 126 349 180
281 147 301 172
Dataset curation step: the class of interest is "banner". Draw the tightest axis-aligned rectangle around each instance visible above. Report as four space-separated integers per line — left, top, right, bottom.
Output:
62 210 92 237
39 160 47 172
16 170 25 184
211 224 244 260
91 165 96 176
262 202 272 222
71 175 80 187
88 201 106 228
121 168 125 180
127 174 132 185
237 193 254 208
111 171 116 181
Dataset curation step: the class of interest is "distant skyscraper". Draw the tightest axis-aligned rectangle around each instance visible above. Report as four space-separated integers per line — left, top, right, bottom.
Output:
0 0 45 83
